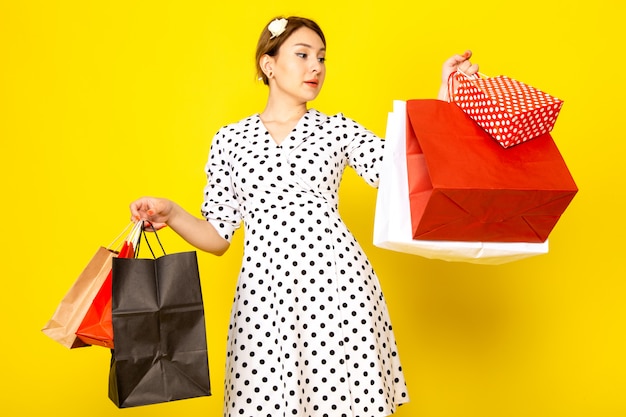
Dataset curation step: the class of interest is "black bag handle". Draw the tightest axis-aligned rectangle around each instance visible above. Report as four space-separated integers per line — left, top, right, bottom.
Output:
134 221 167 259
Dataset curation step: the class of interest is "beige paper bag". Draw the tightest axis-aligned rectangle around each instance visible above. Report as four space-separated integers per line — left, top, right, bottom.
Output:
42 247 116 348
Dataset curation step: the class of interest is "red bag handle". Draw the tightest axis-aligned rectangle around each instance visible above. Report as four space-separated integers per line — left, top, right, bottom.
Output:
447 69 488 102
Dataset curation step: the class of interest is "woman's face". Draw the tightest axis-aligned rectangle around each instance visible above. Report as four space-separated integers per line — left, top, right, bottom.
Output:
268 27 326 103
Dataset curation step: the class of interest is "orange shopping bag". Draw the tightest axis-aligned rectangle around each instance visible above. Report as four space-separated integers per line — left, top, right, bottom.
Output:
75 222 142 348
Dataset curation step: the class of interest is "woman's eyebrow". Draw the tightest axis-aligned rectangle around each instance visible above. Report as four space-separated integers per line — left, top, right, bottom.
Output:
292 43 326 52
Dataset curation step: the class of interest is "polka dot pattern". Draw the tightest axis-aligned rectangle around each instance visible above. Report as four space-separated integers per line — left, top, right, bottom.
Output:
201 109 409 417
453 75 563 148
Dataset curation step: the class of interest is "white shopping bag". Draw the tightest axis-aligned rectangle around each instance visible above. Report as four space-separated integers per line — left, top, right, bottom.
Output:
373 100 549 265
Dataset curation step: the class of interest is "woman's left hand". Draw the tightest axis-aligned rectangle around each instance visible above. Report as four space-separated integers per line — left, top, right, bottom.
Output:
438 50 479 100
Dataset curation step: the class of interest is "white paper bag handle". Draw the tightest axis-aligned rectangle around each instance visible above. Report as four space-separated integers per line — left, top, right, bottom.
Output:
107 221 143 251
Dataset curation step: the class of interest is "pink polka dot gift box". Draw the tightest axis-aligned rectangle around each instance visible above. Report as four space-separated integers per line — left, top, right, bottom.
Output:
450 71 563 148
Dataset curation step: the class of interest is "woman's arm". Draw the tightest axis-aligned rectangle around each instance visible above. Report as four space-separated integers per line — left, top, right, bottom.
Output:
130 197 230 256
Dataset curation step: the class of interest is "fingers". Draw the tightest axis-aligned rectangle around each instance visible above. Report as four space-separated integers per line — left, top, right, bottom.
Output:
129 197 173 229
458 60 479 74
130 201 146 222
140 220 167 232
442 50 476 84
451 50 478 75
466 62 479 75
129 197 157 222
446 50 471 67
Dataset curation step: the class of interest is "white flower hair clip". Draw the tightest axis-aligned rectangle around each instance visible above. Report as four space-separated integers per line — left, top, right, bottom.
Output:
268 18 288 39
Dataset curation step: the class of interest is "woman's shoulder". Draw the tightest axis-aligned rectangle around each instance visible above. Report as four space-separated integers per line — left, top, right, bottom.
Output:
309 109 361 127
216 113 261 134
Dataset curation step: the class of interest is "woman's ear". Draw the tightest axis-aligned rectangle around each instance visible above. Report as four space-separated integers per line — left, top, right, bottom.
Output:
260 54 274 78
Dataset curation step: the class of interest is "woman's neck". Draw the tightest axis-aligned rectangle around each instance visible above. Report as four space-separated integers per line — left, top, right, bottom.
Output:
259 100 308 146
260 100 307 124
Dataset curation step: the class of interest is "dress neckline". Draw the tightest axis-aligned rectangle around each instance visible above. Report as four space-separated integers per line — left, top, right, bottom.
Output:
256 109 312 146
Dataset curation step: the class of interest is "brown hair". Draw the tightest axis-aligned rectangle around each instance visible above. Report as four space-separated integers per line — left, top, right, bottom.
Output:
255 16 326 85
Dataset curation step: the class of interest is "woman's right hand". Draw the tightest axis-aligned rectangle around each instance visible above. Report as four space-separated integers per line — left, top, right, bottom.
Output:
130 197 174 230
437 50 479 101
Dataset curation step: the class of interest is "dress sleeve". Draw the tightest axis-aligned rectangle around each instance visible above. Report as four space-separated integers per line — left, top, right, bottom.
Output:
344 116 385 188
200 128 242 242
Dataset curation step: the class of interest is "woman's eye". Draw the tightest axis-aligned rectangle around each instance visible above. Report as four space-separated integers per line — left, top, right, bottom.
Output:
296 53 307 59
318 57 326 63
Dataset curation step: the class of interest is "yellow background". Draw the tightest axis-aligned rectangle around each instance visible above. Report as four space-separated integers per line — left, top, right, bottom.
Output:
1 0 624 416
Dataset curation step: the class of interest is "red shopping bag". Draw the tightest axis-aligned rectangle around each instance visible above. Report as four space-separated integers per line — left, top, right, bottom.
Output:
405 99 577 243
75 242 134 348
76 222 141 348
451 72 563 148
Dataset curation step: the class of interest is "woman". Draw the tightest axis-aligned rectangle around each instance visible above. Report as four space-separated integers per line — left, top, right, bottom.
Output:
131 16 478 417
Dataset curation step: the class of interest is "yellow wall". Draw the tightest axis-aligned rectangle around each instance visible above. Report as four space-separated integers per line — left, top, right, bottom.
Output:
1 0 624 416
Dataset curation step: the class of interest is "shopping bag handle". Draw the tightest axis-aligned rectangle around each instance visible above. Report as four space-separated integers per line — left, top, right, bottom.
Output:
447 69 489 102
107 221 143 252
135 221 167 259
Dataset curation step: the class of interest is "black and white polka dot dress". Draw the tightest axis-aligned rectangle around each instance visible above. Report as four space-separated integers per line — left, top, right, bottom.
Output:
201 109 408 417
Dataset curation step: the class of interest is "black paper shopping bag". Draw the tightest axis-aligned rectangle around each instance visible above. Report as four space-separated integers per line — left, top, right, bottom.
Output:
108 226 211 408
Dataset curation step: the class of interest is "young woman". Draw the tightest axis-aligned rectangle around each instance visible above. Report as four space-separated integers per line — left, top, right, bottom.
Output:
130 16 478 417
